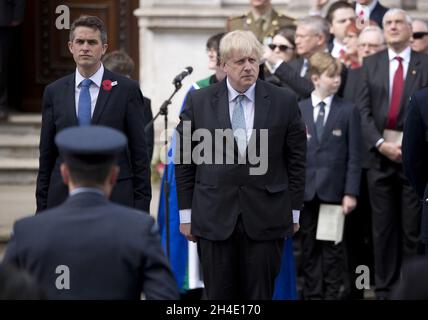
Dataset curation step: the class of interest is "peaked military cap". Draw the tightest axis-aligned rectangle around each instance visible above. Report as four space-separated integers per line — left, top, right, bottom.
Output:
55 125 127 164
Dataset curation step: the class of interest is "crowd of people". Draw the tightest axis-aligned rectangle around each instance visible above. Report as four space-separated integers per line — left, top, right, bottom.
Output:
2 0 428 300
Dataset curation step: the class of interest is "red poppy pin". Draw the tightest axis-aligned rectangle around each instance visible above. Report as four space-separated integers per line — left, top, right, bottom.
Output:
102 80 118 91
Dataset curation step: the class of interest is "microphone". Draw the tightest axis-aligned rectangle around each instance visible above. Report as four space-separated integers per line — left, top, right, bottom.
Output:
173 66 193 84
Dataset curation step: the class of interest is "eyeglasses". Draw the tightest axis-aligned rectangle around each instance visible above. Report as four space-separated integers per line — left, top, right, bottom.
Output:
358 43 382 49
413 32 428 39
268 44 294 52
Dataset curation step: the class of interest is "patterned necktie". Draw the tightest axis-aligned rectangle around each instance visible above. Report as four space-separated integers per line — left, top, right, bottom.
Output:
300 59 309 78
315 101 326 142
387 56 404 129
232 94 247 155
78 79 92 126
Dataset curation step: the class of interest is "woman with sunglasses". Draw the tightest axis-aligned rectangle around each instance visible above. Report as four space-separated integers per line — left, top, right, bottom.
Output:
262 27 297 86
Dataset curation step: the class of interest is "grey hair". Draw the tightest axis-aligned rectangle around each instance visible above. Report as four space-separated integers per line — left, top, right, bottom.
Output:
359 25 386 46
297 16 331 43
219 30 263 63
412 18 428 30
382 8 413 27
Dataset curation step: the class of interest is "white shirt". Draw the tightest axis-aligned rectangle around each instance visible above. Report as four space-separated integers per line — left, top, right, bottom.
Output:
226 78 255 143
300 58 309 77
74 63 104 117
388 47 411 102
311 93 334 125
179 79 301 225
331 38 347 59
70 187 105 197
374 47 411 148
355 0 378 21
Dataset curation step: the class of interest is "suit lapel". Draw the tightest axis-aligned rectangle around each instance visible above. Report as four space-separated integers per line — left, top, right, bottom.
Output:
378 51 390 124
212 79 232 130
301 99 318 147
91 69 114 124
212 80 237 158
400 51 420 114
247 80 270 157
321 96 341 143
65 73 78 126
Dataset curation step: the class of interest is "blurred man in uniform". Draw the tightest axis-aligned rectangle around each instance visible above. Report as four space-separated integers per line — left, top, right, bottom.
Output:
3 126 178 300
227 0 295 43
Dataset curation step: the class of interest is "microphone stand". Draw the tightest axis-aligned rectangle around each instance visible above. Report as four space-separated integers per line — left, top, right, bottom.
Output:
145 80 183 259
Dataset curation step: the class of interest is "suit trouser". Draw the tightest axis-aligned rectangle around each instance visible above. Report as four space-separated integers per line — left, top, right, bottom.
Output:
197 216 284 300
300 198 344 299
343 169 374 299
367 164 421 299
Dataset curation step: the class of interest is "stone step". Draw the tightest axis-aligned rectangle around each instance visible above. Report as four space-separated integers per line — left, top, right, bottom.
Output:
0 159 38 185
0 134 39 158
0 114 41 136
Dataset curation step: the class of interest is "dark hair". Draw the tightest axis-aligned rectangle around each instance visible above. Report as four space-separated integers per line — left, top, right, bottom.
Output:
206 32 226 51
69 15 108 44
102 50 135 77
326 1 354 24
274 27 296 48
0 264 46 300
207 32 226 66
65 155 116 187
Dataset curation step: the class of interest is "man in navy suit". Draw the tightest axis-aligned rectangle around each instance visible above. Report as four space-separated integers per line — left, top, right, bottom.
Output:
354 0 388 27
36 15 151 213
298 51 361 300
175 30 307 299
356 9 428 299
310 0 388 28
3 126 178 299
403 87 428 255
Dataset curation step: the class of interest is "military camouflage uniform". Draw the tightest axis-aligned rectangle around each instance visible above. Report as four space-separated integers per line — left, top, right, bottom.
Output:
226 9 295 43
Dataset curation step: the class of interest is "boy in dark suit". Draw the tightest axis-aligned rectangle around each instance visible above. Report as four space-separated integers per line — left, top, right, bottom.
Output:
298 52 361 299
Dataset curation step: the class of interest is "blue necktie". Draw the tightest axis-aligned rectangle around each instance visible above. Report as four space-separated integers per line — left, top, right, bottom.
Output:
78 79 92 126
232 94 247 155
315 101 326 142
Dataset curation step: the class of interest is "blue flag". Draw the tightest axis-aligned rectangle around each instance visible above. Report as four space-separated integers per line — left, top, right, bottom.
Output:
273 237 298 300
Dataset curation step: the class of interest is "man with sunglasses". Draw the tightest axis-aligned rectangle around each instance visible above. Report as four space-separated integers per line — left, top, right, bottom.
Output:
411 19 428 55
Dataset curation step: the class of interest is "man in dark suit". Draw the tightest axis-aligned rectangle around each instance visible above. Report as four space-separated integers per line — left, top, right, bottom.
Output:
354 0 388 28
310 0 388 28
0 0 26 120
356 9 428 299
341 24 385 300
36 16 151 213
299 52 361 299
3 126 178 299
403 87 428 254
175 30 307 299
